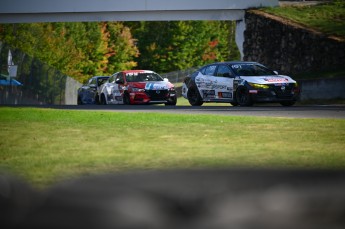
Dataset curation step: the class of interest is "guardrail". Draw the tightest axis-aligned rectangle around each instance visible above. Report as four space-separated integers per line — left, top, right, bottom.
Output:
161 67 198 84
0 42 70 105
299 77 345 101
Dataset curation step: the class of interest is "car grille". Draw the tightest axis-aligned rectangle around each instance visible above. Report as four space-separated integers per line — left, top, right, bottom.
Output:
145 89 169 100
272 85 294 99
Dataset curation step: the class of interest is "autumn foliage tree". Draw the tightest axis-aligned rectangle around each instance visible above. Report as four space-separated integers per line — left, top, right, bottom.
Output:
1 20 239 81
0 22 139 83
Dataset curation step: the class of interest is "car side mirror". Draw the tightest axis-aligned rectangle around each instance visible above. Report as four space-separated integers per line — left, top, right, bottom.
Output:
115 79 124 84
163 78 169 82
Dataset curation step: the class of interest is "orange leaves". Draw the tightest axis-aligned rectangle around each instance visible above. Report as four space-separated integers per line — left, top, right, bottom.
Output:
208 39 219 48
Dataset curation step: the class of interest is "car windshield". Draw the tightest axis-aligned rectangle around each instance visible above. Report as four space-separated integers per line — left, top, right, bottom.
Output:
229 63 275 76
97 77 109 86
125 72 163 82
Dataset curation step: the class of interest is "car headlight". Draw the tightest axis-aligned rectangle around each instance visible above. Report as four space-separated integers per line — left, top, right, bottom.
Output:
249 83 269 89
293 83 300 93
131 87 145 92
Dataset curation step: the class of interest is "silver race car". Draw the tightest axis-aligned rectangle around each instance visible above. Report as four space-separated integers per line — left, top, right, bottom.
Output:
182 61 300 106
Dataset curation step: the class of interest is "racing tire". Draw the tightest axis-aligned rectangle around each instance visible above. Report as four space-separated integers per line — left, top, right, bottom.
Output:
187 87 203 106
280 101 296 106
123 93 131 105
165 96 177 106
235 86 253 106
100 94 107 105
95 94 100 105
77 96 83 105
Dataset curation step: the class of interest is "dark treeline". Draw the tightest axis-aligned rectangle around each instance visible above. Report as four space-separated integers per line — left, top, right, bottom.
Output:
0 21 240 83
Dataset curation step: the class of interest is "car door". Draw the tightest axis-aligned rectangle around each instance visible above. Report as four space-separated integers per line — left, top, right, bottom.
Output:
213 64 235 102
195 64 217 101
103 73 123 104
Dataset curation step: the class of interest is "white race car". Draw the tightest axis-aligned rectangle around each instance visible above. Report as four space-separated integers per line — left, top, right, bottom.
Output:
182 61 300 106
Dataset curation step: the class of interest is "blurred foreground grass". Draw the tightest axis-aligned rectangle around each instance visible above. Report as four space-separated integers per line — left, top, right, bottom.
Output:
1 107 344 188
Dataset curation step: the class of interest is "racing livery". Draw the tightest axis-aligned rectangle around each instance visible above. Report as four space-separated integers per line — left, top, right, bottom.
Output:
182 61 300 106
77 76 109 105
99 70 177 105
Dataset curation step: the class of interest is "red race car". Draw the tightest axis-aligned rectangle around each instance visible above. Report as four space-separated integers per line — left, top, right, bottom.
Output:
99 70 177 105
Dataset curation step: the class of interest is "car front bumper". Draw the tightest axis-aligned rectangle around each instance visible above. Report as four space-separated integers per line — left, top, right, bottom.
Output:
248 87 300 103
130 90 176 104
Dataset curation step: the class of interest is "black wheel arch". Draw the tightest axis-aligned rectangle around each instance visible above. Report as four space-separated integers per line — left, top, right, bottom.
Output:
123 91 131 105
100 93 107 105
187 86 203 106
235 85 253 106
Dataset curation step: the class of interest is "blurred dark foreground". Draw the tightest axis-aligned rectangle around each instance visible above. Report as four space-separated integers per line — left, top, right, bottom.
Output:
1 169 345 229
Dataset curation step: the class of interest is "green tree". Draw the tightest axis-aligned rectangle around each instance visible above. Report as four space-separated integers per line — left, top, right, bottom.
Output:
0 22 139 83
129 20 240 73
1 20 239 82
0 23 84 81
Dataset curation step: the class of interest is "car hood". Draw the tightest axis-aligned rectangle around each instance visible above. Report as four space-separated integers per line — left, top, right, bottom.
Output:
239 75 296 84
129 81 173 90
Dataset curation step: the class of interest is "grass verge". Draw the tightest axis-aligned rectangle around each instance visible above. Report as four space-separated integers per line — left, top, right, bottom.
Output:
262 1 345 38
1 107 345 188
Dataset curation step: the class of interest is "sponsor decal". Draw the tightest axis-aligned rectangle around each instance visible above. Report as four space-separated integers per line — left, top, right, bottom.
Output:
126 72 139 76
202 90 215 98
221 92 232 98
211 84 227 90
249 90 258 94
196 82 206 88
145 82 168 90
264 77 289 83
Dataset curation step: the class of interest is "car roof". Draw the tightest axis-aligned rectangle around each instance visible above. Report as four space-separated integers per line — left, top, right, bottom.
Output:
121 70 154 74
206 61 259 66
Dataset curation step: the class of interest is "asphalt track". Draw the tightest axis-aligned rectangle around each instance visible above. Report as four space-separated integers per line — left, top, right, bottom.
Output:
8 104 345 119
